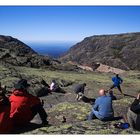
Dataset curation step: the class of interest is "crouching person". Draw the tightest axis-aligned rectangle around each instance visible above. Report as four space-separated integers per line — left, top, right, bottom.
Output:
0 83 13 134
74 83 86 101
9 79 49 127
87 89 114 121
127 93 140 131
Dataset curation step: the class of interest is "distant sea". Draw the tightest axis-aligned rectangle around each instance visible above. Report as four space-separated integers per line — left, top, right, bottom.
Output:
27 42 75 58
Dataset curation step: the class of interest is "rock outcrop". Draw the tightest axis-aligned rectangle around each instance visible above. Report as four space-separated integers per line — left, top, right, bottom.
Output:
0 35 81 72
0 35 54 68
61 32 140 70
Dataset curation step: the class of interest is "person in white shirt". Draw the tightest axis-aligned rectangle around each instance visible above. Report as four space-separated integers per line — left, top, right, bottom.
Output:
50 80 66 93
50 80 57 91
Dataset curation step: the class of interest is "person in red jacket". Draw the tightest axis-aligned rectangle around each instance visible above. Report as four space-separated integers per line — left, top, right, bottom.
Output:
9 79 49 126
0 83 13 134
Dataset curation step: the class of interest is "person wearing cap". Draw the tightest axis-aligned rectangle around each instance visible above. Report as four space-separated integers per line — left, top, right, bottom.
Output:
9 79 49 126
74 83 86 101
110 74 124 96
0 82 13 134
87 89 114 121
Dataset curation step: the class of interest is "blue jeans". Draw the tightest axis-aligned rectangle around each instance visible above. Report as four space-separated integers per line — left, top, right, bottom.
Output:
87 110 114 121
87 110 103 121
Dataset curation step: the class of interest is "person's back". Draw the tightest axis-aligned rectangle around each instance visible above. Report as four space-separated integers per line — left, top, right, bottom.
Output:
110 74 124 96
9 79 48 126
50 80 59 91
112 76 122 86
74 83 86 101
50 82 55 91
87 89 114 121
10 89 40 125
94 95 114 119
74 83 85 94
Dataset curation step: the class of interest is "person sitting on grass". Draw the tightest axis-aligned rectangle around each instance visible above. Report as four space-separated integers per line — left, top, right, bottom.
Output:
87 89 114 121
9 79 49 127
127 93 140 131
74 83 86 101
36 79 52 97
108 89 117 100
110 74 124 96
50 79 66 93
0 82 13 134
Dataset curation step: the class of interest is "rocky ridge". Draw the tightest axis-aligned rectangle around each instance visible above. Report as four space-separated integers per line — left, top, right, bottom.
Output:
61 32 140 70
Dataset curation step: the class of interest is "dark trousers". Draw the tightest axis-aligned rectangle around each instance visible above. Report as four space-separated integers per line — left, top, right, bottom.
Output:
52 87 66 93
110 84 123 94
31 104 48 123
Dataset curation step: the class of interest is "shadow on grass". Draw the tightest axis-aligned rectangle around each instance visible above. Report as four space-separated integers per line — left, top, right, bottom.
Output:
124 94 136 98
102 116 123 122
13 123 43 134
81 96 96 104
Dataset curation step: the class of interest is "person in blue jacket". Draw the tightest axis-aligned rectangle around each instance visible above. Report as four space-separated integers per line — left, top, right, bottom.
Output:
87 89 114 121
110 74 124 96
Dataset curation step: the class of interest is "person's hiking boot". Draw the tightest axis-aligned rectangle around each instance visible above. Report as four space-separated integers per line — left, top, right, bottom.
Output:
79 95 83 101
76 94 79 101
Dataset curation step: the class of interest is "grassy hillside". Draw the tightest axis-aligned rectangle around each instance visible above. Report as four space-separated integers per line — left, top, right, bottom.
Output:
1 64 140 134
16 66 140 97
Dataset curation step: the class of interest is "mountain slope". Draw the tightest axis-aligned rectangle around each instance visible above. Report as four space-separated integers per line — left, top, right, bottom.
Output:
0 35 81 71
1 65 139 134
0 35 54 67
60 32 140 70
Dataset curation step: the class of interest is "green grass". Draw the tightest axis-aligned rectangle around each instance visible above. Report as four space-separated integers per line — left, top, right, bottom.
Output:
1 77 19 83
17 66 111 83
14 66 140 96
16 66 140 82
0 65 8 71
1 65 140 134
1 65 140 97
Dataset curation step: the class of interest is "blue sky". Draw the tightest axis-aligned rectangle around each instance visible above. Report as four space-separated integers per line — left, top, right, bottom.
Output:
0 6 140 43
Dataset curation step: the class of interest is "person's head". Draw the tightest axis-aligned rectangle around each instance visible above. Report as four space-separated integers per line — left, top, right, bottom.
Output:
109 89 113 96
83 83 86 87
14 79 30 90
99 89 106 96
52 79 56 83
116 74 119 77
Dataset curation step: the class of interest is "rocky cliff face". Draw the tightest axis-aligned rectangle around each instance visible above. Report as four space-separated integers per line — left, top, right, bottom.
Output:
0 35 54 68
0 35 81 72
60 32 140 70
